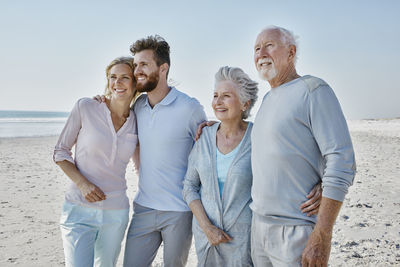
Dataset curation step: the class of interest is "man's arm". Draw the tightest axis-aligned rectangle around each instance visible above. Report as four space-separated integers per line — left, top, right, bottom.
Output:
302 79 356 266
301 197 342 267
187 100 208 141
132 141 140 175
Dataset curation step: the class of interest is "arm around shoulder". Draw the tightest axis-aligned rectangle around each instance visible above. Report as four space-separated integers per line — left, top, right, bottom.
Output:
187 99 208 141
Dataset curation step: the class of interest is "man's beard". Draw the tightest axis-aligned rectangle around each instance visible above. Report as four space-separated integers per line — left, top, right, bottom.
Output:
136 70 160 93
258 63 277 81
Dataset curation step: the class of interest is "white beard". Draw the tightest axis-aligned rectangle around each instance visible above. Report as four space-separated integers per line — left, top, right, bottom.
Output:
258 63 277 81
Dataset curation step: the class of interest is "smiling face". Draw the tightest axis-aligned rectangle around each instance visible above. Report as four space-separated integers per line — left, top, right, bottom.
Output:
108 64 135 101
212 80 245 122
254 29 293 83
133 49 160 93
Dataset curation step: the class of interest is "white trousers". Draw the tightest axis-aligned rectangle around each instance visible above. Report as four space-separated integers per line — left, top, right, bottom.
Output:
60 201 129 267
251 214 314 267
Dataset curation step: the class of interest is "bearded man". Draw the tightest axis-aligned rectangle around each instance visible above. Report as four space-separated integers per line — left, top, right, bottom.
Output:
123 35 206 267
250 26 356 267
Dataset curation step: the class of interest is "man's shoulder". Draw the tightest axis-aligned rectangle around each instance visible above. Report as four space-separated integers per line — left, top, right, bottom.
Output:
299 75 330 93
172 88 204 116
174 88 201 107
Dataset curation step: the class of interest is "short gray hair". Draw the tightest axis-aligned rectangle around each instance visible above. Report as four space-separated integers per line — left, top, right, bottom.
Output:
262 25 299 63
215 66 258 119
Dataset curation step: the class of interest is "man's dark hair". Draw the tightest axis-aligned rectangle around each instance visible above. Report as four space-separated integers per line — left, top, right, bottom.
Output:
130 35 170 72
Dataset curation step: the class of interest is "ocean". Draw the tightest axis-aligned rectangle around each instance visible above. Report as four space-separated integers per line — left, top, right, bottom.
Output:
0 110 69 138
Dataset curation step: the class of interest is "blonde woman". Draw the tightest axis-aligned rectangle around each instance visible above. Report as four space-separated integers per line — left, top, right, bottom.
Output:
54 57 139 267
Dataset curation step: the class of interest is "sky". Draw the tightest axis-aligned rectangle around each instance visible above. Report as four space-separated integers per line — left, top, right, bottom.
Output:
1 0 399 120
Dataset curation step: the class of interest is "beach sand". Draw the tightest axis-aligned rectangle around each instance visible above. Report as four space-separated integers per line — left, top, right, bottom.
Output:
0 119 399 266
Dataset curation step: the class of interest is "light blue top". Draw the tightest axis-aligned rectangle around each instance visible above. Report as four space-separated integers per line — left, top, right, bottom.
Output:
251 75 356 225
216 126 247 198
133 87 206 212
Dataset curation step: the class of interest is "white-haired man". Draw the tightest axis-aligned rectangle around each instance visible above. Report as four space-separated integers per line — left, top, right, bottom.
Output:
250 26 356 266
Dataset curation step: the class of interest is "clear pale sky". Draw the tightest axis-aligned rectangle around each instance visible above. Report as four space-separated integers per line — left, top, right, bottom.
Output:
1 0 399 119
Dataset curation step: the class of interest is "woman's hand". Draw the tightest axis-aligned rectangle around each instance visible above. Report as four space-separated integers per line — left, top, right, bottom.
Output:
56 160 106 203
188 199 232 246
77 180 106 202
300 183 322 216
203 224 232 246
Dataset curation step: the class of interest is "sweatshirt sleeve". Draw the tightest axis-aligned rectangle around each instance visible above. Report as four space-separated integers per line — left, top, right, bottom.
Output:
309 85 356 202
182 140 202 205
53 99 83 164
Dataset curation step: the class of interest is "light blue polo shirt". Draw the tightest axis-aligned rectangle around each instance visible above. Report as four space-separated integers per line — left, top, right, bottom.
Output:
133 87 207 211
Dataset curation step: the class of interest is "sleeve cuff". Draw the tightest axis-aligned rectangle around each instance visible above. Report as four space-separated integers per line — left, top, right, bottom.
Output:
53 153 75 165
322 185 347 202
183 192 201 205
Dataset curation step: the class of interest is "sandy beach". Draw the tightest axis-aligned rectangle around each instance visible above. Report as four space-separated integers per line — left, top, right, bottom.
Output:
0 119 399 266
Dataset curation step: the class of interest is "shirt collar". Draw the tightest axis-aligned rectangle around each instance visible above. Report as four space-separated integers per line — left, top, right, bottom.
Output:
144 87 178 108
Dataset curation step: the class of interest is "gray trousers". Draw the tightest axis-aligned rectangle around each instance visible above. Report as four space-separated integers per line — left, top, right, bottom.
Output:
123 202 193 267
251 214 314 267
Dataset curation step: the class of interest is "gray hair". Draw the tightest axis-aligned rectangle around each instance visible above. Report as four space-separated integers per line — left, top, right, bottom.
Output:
215 66 258 119
262 25 299 63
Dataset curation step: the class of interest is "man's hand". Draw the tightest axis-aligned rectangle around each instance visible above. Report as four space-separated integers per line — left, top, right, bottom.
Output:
204 224 232 246
195 121 218 141
301 227 331 267
93 95 106 103
302 197 342 267
300 183 322 216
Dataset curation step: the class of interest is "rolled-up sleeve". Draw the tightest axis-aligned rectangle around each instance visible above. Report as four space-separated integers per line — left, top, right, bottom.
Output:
53 99 82 164
182 142 201 205
309 85 356 202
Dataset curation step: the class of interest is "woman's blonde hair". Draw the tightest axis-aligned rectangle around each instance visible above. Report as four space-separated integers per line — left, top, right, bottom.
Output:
104 56 140 106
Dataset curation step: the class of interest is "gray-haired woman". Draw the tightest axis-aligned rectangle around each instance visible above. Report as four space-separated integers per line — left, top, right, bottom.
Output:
183 66 321 266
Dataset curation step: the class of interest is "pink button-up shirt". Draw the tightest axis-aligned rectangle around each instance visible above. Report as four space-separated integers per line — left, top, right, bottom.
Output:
54 98 137 210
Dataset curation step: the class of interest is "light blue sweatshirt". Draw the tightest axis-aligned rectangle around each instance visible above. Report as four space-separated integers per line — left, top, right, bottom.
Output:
250 75 356 225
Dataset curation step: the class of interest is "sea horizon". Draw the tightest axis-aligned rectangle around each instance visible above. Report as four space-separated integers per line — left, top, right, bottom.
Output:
0 110 69 138
1 109 399 139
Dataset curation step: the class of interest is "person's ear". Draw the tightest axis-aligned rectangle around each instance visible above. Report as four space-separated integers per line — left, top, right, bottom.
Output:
288 45 297 61
160 63 169 74
242 100 250 112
